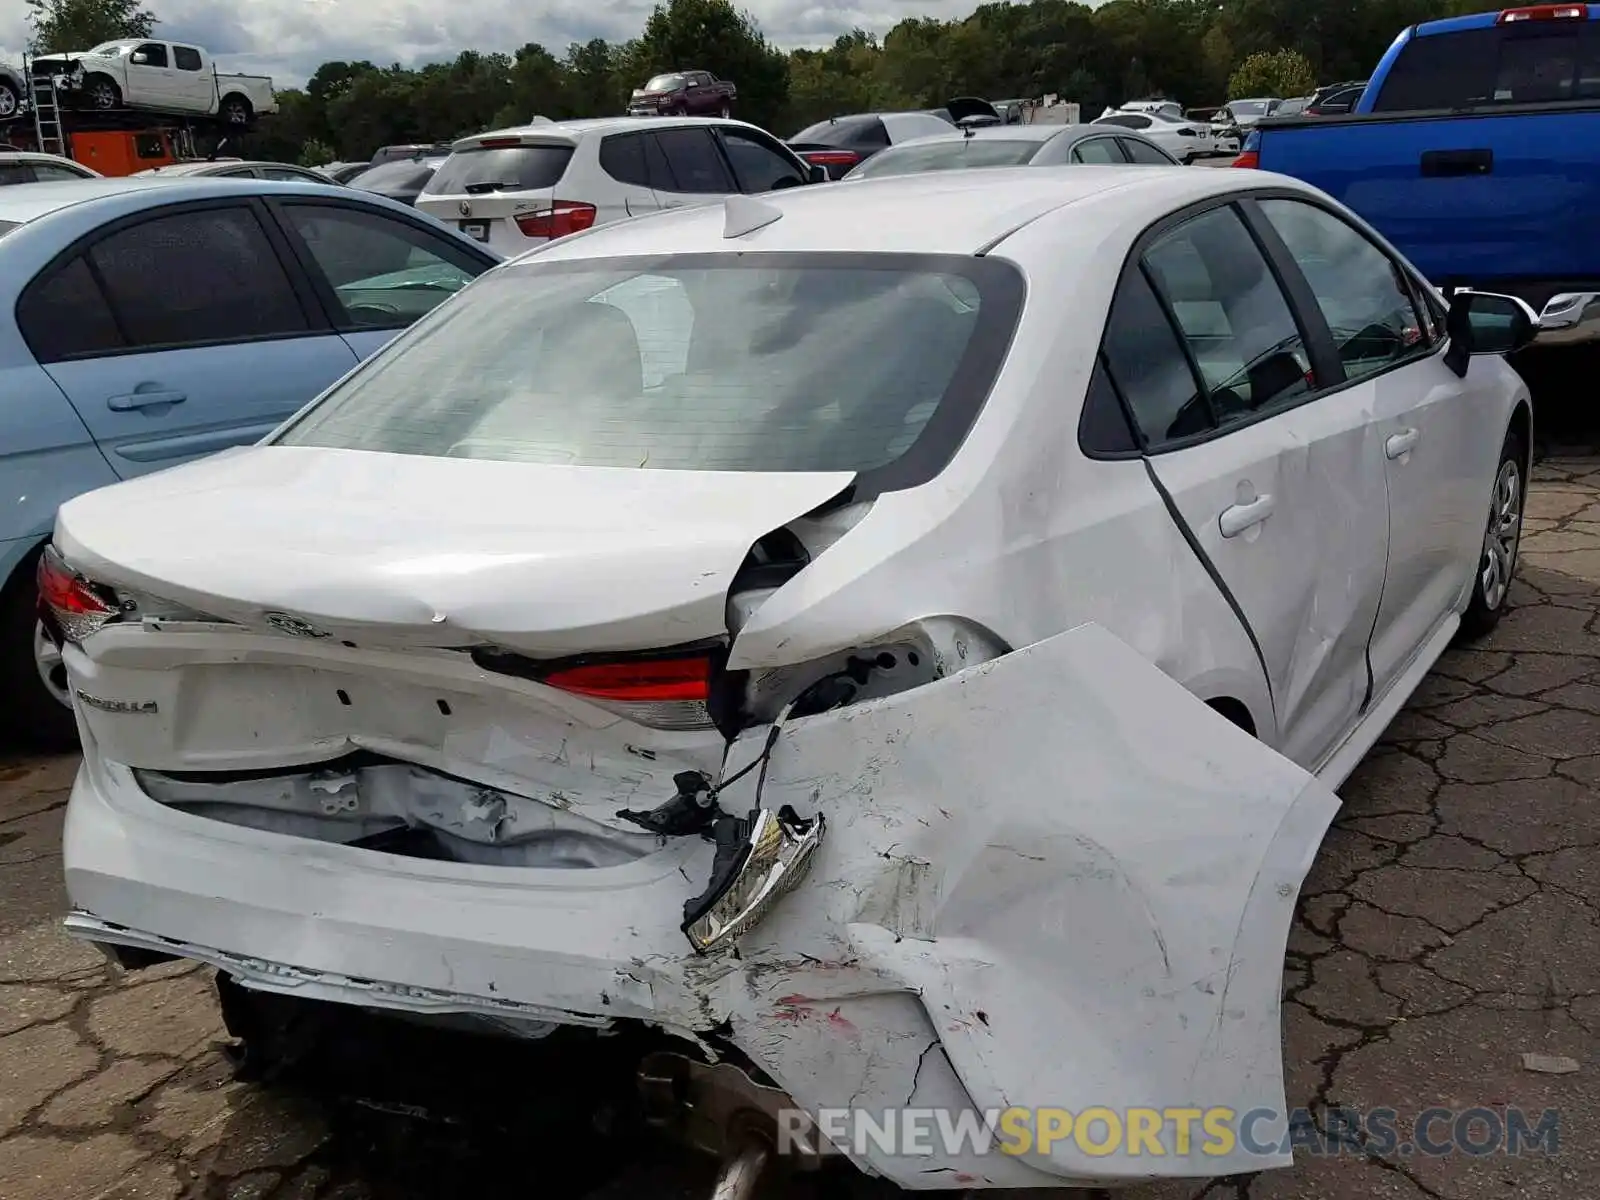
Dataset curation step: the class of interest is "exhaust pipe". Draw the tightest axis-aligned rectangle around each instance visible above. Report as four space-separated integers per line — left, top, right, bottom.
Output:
638 1050 842 1197
710 1138 772 1200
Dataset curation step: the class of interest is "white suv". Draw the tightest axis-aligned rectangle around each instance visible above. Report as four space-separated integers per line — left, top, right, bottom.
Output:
416 116 823 255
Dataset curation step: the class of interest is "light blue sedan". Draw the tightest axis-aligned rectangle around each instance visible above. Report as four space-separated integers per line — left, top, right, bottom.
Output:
0 177 501 749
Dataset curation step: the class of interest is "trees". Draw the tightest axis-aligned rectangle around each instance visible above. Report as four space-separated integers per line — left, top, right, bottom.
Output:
25 0 156 52
249 0 1464 164
1227 48 1318 100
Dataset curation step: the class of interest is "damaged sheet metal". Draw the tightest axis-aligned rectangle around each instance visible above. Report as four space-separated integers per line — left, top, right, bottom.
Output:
709 621 1340 1182
64 622 1338 1187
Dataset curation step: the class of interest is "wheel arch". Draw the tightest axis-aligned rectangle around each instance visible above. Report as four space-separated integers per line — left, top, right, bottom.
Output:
1205 694 1257 737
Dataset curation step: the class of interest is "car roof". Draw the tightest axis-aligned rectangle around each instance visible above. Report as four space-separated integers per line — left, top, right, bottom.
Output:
135 159 254 175
528 165 1293 261
452 116 764 150
0 151 87 168
0 176 436 229
885 124 1108 150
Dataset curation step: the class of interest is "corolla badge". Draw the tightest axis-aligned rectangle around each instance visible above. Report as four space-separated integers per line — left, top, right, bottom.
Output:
458 200 471 216
263 611 329 638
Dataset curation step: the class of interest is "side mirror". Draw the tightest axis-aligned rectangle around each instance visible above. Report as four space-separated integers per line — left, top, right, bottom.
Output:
806 163 828 184
686 79 700 88
130 52 149 64
1443 289 1538 376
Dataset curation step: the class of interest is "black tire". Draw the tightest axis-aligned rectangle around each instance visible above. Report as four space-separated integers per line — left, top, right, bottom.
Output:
719 103 732 119
220 94 251 126
0 548 80 753
0 81 18 120
1459 425 1527 641
84 75 121 110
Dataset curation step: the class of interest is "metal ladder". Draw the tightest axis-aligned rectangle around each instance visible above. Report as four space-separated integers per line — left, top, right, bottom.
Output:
25 55 67 157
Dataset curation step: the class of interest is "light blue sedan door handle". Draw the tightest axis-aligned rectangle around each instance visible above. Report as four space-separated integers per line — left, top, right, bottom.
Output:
108 389 187 411
1219 493 1275 538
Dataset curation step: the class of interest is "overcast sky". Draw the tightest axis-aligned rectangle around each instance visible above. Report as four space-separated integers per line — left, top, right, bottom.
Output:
1 0 1001 89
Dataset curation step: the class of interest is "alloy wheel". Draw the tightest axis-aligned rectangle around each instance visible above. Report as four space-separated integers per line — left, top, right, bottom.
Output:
1479 458 1522 611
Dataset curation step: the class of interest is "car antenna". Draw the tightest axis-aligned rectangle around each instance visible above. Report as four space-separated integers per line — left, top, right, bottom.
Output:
723 194 783 238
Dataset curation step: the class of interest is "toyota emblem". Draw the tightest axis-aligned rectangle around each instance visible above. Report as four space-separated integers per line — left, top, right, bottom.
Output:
263 611 329 638
458 200 471 216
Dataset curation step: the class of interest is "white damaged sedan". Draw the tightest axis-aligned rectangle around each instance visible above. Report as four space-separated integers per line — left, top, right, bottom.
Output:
50 166 1534 1190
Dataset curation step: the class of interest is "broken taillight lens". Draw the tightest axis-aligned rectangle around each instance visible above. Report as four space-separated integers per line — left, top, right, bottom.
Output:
36 545 123 643
541 653 715 730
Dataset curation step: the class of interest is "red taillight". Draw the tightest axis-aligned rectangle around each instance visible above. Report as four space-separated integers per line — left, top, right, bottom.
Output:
513 201 597 240
1499 3 1584 19
36 546 121 642
477 137 523 148
1232 150 1260 168
802 150 861 167
543 655 712 703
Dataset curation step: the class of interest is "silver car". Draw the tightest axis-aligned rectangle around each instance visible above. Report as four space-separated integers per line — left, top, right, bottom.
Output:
842 122 1179 180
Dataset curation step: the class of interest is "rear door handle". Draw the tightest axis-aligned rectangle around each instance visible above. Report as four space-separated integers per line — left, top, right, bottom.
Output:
1420 148 1492 178
108 389 186 410
1219 494 1275 538
1386 428 1420 459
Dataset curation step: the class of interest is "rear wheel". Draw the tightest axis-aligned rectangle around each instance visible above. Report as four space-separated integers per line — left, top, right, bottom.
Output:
719 102 731 119
0 549 79 752
220 94 252 126
1459 427 1527 640
0 81 18 119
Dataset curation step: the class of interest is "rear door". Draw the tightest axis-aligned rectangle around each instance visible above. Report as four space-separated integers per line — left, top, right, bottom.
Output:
266 197 498 361
644 126 737 210
171 45 213 108
17 200 358 478
1109 199 1391 770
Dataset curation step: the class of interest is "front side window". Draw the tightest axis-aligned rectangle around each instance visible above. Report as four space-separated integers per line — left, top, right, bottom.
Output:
278 204 481 329
84 207 308 349
718 129 806 192
275 253 1023 477
31 163 94 181
1142 205 1312 427
132 43 168 68
1257 198 1430 380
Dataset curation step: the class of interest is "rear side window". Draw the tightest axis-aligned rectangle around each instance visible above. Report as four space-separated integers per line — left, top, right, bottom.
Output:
1373 21 1600 111
1097 114 1152 129
84 207 309 349
1121 138 1176 164
1143 206 1312 427
173 46 202 70
792 117 890 149
599 133 650 187
0 161 32 186
423 145 574 195
18 256 125 361
1070 137 1124 164
1101 268 1208 446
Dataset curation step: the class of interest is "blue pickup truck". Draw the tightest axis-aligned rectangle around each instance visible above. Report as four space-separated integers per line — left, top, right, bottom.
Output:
1241 4 1600 344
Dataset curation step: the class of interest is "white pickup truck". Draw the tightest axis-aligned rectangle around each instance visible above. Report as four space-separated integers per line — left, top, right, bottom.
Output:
32 40 276 126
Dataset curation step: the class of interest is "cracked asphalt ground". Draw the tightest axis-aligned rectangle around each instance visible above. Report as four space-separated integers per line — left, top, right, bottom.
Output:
6 457 1600 1200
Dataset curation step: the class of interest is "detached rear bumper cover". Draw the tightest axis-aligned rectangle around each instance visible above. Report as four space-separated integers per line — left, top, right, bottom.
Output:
63 623 1338 1187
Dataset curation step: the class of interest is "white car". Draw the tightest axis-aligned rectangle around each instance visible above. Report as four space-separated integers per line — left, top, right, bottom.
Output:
1094 108 1214 161
840 122 1180 180
416 116 821 256
0 151 100 185
51 167 1534 1191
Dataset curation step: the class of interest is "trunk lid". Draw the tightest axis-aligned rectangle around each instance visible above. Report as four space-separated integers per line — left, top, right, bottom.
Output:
55 445 854 655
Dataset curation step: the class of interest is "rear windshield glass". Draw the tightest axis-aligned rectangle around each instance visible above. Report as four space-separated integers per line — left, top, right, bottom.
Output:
0 220 20 236
791 117 888 148
423 145 575 195
849 139 1041 179
275 253 1024 475
1373 21 1600 111
1229 100 1274 117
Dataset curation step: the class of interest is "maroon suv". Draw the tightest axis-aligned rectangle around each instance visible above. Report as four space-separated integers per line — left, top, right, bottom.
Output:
628 70 738 118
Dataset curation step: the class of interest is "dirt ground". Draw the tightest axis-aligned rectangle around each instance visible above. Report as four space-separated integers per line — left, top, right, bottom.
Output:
4 447 1600 1200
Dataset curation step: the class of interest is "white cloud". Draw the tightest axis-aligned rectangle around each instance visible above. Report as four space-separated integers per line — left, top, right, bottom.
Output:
1 0 997 90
